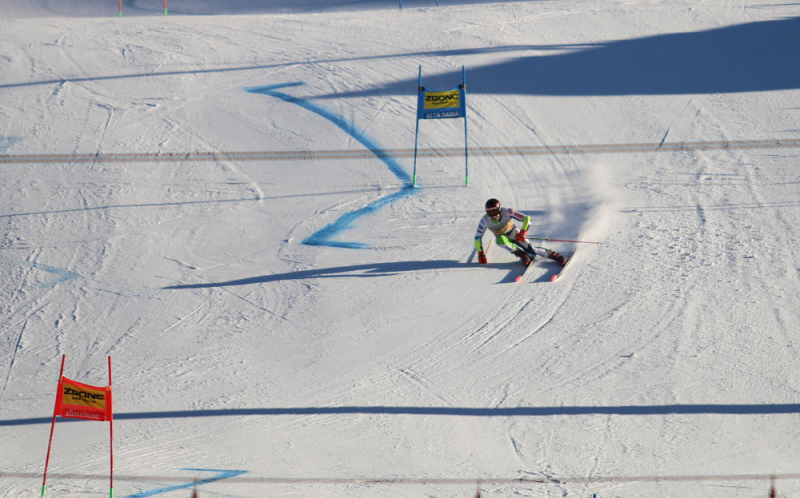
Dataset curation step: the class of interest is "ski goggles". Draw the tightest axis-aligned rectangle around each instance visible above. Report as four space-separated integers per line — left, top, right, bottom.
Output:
486 207 501 217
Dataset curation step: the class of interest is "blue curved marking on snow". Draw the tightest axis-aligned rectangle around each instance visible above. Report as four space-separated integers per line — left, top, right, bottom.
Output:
28 262 80 288
245 82 416 248
0 136 23 152
303 186 415 248
124 469 247 497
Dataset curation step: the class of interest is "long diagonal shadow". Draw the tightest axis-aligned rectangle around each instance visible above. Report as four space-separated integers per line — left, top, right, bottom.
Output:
163 260 483 289
0 44 575 90
4 404 800 426
0 187 389 219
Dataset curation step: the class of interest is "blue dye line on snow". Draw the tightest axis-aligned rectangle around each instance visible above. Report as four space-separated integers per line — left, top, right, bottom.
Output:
0 136 23 152
124 469 247 498
303 186 415 248
28 262 80 288
245 82 416 248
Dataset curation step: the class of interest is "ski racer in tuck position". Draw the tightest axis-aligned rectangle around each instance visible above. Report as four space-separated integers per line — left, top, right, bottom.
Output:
475 198 567 267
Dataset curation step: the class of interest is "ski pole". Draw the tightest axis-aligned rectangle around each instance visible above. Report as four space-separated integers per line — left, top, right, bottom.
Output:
526 237 602 245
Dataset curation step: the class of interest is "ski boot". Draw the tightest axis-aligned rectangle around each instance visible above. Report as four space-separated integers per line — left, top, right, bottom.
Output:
514 249 533 267
547 250 567 267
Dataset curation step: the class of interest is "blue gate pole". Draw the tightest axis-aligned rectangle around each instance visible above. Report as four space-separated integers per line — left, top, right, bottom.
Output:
462 66 469 186
412 66 422 187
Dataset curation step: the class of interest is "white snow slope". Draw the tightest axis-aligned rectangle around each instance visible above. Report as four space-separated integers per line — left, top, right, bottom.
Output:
2 0 800 496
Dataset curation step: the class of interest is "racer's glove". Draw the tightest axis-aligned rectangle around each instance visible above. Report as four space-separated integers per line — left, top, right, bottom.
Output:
516 229 528 243
478 251 487 264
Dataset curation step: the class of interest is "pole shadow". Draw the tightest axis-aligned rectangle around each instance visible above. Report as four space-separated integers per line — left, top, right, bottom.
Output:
5 403 800 426
13 0 550 18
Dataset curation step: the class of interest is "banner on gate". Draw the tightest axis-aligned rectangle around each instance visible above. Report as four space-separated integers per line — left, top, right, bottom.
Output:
55 377 113 422
417 87 466 120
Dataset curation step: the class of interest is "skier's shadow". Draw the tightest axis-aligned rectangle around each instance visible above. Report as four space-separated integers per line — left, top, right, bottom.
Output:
495 261 561 284
494 237 563 284
163 260 508 289
530 264 562 284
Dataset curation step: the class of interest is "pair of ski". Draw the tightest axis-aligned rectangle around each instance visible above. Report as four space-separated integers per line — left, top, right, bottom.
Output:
519 235 600 281
516 242 574 282
479 239 576 282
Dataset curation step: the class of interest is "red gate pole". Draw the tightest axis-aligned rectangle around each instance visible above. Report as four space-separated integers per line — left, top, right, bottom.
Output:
41 355 66 497
108 356 114 498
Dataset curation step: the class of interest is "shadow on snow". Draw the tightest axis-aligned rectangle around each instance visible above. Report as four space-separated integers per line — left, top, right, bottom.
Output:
322 16 800 98
12 0 543 18
5 17 799 97
6 403 800 426
163 260 495 289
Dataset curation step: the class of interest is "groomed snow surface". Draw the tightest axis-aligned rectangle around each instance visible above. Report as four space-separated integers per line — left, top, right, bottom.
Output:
2 0 800 496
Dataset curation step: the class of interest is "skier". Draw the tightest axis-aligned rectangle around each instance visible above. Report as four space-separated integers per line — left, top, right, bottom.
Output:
475 198 567 266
